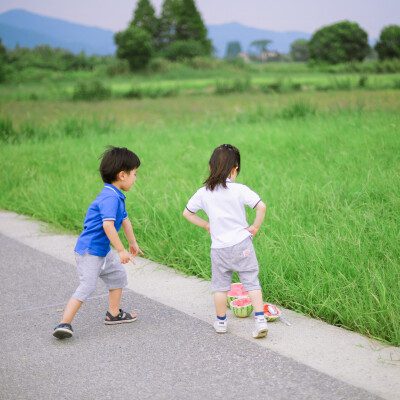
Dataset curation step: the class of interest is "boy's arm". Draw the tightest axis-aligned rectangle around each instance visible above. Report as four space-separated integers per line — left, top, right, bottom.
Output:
246 201 266 237
183 208 210 233
103 220 134 264
122 218 144 258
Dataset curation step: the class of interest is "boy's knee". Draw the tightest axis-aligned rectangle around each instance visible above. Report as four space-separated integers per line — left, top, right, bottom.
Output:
73 283 96 302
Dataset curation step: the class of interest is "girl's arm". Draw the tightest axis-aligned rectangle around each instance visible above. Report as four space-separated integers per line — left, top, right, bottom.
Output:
183 208 210 233
246 201 266 237
122 218 144 258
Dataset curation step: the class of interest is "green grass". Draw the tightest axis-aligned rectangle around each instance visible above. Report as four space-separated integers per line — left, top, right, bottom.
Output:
1 63 400 101
0 89 399 346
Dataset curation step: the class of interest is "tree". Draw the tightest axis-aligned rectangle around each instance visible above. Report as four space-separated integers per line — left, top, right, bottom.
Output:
225 41 242 59
114 26 153 70
290 39 309 62
131 0 159 46
175 0 212 55
375 25 400 60
308 21 370 64
158 0 181 50
250 39 272 62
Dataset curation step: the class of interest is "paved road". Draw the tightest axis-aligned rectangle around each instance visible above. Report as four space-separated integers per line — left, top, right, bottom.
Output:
0 234 382 400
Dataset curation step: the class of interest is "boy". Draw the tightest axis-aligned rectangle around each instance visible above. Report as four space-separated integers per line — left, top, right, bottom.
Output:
53 146 143 339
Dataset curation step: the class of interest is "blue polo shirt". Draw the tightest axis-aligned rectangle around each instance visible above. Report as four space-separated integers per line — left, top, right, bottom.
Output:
75 183 128 257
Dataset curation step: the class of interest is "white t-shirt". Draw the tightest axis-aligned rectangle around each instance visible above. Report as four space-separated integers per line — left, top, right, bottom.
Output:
186 179 261 248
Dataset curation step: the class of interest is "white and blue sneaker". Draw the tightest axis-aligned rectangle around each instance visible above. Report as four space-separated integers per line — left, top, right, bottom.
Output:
252 316 268 338
214 319 228 333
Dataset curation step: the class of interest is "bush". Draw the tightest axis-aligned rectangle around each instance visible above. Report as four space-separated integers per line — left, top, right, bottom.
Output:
332 78 352 90
0 118 16 143
146 58 171 73
186 57 220 70
280 100 317 119
124 87 143 99
215 78 251 94
260 80 283 94
164 40 205 61
315 59 400 74
104 58 130 77
225 57 247 69
358 75 368 88
72 80 111 101
144 86 179 98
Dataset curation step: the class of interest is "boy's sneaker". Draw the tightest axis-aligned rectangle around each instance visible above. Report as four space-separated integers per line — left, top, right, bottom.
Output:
53 323 74 339
252 316 268 338
214 319 228 333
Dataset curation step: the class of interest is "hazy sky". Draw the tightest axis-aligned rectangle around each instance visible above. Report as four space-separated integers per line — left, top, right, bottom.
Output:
0 0 399 38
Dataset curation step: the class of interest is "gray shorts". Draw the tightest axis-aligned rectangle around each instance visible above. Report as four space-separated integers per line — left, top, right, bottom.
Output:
210 237 261 292
72 250 128 302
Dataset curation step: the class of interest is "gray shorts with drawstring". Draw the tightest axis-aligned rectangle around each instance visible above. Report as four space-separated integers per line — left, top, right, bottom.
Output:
210 237 261 292
72 250 128 302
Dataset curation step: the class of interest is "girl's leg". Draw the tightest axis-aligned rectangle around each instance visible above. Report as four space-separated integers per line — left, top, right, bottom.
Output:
247 289 264 313
214 291 228 317
60 297 83 324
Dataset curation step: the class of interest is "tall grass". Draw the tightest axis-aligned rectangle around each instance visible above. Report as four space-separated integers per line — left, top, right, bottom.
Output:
0 92 399 346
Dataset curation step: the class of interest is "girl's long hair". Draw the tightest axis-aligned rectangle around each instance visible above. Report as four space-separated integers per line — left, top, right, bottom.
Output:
204 144 241 191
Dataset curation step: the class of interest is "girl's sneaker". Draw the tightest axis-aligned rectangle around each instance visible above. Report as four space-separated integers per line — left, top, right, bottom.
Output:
214 319 228 333
252 316 268 338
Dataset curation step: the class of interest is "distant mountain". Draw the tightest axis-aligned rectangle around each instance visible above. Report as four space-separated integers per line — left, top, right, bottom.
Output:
0 9 311 57
208 22 311 57
0 9 376 58
0 9 116 55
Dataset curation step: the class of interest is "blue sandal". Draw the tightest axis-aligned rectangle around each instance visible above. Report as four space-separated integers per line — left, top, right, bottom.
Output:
53 323 74 339
104 309 137 325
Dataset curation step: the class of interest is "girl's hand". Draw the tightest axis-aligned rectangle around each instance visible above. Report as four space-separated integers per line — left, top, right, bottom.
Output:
205 222 210 233
246 225 259 237
129 242 144 259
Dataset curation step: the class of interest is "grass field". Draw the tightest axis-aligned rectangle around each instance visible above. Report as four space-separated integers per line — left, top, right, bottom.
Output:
1 61 400 101
1 84 399 346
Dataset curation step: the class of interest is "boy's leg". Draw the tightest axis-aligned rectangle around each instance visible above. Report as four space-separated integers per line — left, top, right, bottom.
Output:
104 288 137 323
101 252 136 323
108 288 136 317
108 288 123 316
60 297 83 324
53 297 82 339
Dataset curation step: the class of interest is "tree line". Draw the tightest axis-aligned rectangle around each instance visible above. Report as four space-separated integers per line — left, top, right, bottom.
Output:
1 3 400 82
226 22 400 64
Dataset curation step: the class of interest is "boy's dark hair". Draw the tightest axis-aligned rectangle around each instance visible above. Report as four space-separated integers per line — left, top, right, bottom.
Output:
99 146 140 183
204 144 240 191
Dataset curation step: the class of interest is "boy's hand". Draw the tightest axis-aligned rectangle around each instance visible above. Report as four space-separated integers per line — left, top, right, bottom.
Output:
129 242 144 259
205 222 210 233
118 249 136 264
246 225 259 237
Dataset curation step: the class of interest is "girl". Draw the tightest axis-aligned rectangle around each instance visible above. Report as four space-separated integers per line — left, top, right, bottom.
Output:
183 144 268 338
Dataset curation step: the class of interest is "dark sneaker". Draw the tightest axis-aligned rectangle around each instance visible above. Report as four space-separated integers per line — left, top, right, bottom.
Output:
53 323 74 339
